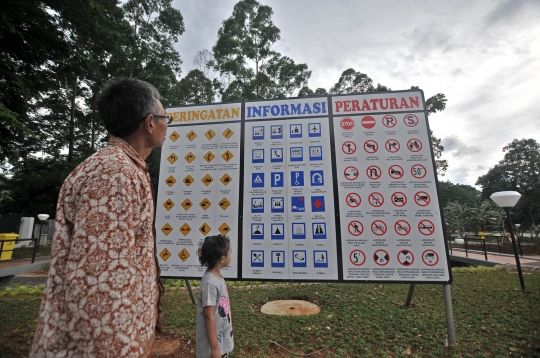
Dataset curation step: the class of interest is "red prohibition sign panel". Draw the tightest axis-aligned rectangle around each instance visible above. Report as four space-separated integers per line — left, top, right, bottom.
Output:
394 220 411 236
391 192 407 207
366 165 382 180
414 191 431 206
388 165 404 180
364 140 378 154
371 220 387 236
346 193 361 208
418 220 435 236
368 192 384 207
342 141 357 154
373 249 390 266
344 166 359 180
404 113 419 127
385 139 400 153
350 250 366 266
407 138 422 152
422 249 439 266
361 115 376 129
340 117 355 130
397 250 414 266
411 164 427 179
348 221 364 236
382 114 397 128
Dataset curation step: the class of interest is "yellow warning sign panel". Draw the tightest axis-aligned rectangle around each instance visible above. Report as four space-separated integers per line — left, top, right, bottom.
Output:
161 223 173 236
163 199 174 211
222 150 233 162
199 223 211 235
165 176 176 187
205 129 216 140
220 174 232 185
200 198 211 210
185 152 195 163
160 248 171 261
187 130 197 141
183 175 194 186
219 223 231 235
179 248 190 262
202 174 213 186
180 223 191 236
181 198 193 211
169 131 180 142
167 153 178 164
223 128 234 139
204 151 215 163
218 198 230 210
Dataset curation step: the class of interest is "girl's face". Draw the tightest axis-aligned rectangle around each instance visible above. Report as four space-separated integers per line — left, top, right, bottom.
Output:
221 244 232 268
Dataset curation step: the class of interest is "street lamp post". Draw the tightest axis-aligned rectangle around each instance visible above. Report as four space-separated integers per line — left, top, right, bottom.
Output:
514 223 523 257
36 214 49 253
490 191 526 293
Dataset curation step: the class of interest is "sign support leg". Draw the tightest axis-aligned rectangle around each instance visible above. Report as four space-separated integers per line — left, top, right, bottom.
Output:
185 280 196 304
443 284 456 346
405 284 415 307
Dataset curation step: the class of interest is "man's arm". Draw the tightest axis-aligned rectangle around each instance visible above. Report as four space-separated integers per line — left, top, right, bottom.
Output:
203 305 221 358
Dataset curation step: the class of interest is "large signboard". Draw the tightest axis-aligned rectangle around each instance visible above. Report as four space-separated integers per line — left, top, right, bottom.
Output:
155 90 451 283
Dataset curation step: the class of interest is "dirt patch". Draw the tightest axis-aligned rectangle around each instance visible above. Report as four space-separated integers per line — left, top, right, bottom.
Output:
151 333 196 358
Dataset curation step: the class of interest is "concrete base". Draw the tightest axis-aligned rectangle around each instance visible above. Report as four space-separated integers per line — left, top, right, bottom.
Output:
261 300 320 316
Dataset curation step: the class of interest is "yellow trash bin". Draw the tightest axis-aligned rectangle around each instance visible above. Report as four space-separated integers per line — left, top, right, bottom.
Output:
0 233 19 261
478 231 485 239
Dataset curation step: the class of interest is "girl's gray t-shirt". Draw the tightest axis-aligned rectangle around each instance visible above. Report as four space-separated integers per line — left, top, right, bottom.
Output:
196 272 234 357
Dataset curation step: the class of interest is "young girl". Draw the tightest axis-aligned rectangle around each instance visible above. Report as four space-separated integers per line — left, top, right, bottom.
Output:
196 234 234 358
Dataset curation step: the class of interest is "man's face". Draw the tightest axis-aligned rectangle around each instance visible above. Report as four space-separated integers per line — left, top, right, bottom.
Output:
152 99 168 148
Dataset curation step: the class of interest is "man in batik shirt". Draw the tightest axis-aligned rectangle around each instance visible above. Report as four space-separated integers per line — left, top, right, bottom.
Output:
30 78 171 357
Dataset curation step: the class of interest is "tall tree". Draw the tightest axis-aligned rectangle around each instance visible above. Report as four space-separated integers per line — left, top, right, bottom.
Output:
476 138 540 228
175 69 215 105
212 0 310 101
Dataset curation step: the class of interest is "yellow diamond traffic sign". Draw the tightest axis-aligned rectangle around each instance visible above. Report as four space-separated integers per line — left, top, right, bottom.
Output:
204 151 215 163
223 128 234 139
219 223 231 235
165 176 176 187
180 223 191 236
161 223 173 236
220 174 232 185
167 153 178 164
163 199 174 211
199 223 211 235
218 198 230 210
205 129 216 140
181 198 193 211
222 150 233 162
187 130 197 141
179 248 190 262
200 198 211 210
184 152 195 163
183 175 194 186
160 248 171 261
202 174 213 186
169 131 180 142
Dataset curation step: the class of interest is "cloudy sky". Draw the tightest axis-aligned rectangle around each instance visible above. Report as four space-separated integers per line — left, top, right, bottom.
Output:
171 0 540 187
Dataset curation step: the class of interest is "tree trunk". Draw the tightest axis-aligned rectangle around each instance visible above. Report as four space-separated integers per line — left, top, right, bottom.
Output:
68 76 78 163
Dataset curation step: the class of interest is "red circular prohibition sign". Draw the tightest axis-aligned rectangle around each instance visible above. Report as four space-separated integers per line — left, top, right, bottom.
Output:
418 220 435 236
373 249 390 266
346 193 361 207
368 192 384 207
371 220 387 236
394 220 411 236
350 250 366 266
348 221 364 236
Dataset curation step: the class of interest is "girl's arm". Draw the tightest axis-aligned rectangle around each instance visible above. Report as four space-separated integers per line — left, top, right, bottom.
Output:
203 305 221 358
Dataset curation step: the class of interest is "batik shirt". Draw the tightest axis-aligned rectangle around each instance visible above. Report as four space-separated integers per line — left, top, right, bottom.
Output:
196 272 234 357
30 136 163 358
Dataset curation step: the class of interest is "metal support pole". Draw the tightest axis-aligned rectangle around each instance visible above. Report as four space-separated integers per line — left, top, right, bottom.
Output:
36 220 44 254
185 279 196 304
483 239 488 261
517 238 523 257
405 284 415 307
31 238 38 264
443 284 456 346
506 209 526 293
465 238 468 257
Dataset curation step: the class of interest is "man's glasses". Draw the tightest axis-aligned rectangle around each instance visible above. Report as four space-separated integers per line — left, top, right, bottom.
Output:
142 113 173 124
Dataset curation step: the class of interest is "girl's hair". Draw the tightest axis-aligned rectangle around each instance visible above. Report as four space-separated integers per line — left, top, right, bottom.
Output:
198 234 230 269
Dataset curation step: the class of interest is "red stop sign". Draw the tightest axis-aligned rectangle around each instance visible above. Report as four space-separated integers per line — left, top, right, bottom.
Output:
340 117 355 130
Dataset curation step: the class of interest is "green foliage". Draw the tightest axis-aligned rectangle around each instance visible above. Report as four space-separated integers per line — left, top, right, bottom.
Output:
476 138 540 229
174 69 215 105
438 181 480 207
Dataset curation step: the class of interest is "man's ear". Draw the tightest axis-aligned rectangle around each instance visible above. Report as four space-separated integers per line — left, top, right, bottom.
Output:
143 114 156 133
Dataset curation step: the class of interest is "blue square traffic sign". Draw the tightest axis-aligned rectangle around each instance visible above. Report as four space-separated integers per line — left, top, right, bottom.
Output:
312 222 327 239
270 148 283 162
290 171 304 187
251 223 264 240
313 250 328 268
251 198 264 213
271 172 284 187
310 170 324 186
271 223 285 240
252 126 264 140
271 197 284 213
271 125 283 139
309 146 323 161
308 123 321 137
290 147 303 161
292 223 306 239
292 250 307 267
271 251 285 268
252 149 264 163
290 124 302 138
251 250 264 267
311 196 325 212
291 196 305 212
252 173 264 187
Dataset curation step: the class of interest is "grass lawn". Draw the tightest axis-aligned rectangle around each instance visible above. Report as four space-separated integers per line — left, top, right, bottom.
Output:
1 266 539 357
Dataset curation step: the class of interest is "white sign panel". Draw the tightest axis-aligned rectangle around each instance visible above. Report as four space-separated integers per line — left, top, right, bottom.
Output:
333 91 450 282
